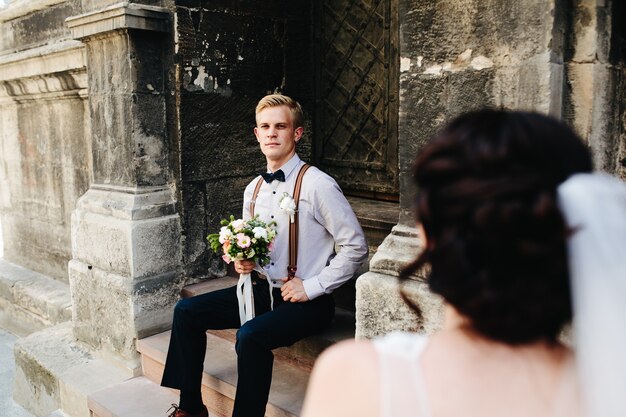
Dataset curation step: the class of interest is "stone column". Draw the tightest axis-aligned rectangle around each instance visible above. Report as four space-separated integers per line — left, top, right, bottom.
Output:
66 3 181 369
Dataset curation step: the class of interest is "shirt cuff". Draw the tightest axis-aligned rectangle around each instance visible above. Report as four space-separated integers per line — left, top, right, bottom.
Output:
302 277 325 300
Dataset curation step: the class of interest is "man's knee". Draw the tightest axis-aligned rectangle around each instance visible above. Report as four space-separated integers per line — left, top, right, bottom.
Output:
172 297 202 327
235 323 266 353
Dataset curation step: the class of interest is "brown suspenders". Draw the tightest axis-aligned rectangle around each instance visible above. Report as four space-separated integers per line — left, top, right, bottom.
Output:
250 163 311 280
250 177 264 218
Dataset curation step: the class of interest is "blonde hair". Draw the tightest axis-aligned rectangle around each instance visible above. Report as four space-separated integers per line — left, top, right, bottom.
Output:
255 94 304 128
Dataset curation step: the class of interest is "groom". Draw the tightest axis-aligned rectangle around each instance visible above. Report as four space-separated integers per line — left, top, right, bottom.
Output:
161 94 368 417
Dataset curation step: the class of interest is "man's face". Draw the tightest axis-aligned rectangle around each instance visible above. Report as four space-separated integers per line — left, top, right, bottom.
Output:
254 105 303 169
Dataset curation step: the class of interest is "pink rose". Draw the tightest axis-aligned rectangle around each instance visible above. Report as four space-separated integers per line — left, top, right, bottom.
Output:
236 233 251 248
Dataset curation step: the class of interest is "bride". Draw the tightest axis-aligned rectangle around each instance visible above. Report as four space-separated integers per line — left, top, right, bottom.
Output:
301 109 626 417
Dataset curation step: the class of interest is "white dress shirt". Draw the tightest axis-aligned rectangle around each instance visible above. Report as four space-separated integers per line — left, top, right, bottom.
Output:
243 154 368 300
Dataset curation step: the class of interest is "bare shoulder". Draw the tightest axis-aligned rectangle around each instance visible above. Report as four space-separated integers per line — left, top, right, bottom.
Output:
301 340 379 417
316 339 378 371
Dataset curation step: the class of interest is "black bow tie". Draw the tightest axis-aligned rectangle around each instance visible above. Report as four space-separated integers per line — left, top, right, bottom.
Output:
261 169 285 183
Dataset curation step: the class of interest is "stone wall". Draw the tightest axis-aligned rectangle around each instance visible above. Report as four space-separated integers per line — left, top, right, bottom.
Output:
563 0 626 179
396 0 566 223
396 0 625 221
174 0 315 278
0 0 90 282
357 0 626 338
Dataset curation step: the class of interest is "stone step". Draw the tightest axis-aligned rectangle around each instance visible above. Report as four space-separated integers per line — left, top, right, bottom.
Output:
0 258 72 336
13 322 132 417
137 330 308 417
88 376 182 417
86 277 356 417
346 195 398 251
181 277 355 371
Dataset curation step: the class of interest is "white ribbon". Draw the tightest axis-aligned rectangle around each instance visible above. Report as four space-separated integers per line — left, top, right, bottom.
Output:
236 273 254 325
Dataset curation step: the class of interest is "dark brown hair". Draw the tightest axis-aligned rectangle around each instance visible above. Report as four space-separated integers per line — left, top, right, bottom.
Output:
401 109 593 344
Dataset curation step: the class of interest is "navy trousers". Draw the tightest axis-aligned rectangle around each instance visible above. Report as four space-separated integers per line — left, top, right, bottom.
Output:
161 274 335 417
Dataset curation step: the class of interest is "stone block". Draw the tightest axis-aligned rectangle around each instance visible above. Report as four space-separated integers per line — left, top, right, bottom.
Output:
71 209 132 276
13 323 130 417
516 52 553 112
13 277 71 324
0 297 48 337
0 258 71 332
369 224 424 278
69 259 181 360
68 260 136 359
71 188 181 279
13 323 86 416
355 271 443 339
58 359 131 417
66 3 170 40
88 90 169 187
0 0 80 52
447 68 495 116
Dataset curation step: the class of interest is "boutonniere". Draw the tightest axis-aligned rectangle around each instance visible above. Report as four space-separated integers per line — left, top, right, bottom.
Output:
279 192 297 223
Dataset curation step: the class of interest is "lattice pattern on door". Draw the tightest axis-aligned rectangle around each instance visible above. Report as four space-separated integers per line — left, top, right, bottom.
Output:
315 0 398 199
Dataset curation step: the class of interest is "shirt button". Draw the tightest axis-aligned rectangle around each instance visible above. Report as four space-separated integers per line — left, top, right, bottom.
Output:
273 191 276 194
271 262 274 266
271 215 274 218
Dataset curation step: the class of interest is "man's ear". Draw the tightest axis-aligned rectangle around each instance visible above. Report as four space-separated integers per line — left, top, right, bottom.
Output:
294 126 304 142
254 127 261 142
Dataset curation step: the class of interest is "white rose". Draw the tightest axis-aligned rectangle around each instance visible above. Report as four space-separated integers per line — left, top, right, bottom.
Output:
218 226 232 243
231 219 245 232
252 226 268 240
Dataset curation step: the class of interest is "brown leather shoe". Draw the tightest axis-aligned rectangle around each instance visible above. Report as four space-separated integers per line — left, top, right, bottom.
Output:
166 404 208 417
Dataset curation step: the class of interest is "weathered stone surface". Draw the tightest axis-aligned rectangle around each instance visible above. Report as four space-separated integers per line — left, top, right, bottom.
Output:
71 188 181 279
84 29 170 187
13 322 130 417
0 32 89 281
355 271 443 339
0 94 90 281
0 39 86 83
175 0 315 277
0 0 80 52
69 259 182 361
369 224 424 278
66 3 170 39
561 1 626 177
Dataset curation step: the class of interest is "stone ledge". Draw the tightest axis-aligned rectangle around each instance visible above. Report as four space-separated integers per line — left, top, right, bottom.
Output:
0 0 68 23
355 271 443 339
87 376 179 417
13 322 132 417
66 2 171 40
369 224 425 278
0 40 86 82
0 258 71 334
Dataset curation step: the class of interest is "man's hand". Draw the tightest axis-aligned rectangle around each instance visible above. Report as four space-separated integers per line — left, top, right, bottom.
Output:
234 259 255 275
280 276 309 303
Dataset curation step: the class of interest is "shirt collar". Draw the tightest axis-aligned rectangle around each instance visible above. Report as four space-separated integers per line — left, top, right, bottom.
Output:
268 153 301 180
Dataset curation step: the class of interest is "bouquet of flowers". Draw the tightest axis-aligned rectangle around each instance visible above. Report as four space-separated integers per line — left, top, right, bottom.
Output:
207 215 277 266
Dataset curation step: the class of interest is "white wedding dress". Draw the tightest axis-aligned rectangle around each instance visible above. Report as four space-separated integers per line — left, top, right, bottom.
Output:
373 332 578 417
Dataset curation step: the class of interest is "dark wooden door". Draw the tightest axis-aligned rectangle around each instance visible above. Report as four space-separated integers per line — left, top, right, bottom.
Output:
314 0 399 201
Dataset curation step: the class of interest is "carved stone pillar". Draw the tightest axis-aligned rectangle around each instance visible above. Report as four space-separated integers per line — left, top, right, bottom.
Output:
66 3 180 368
